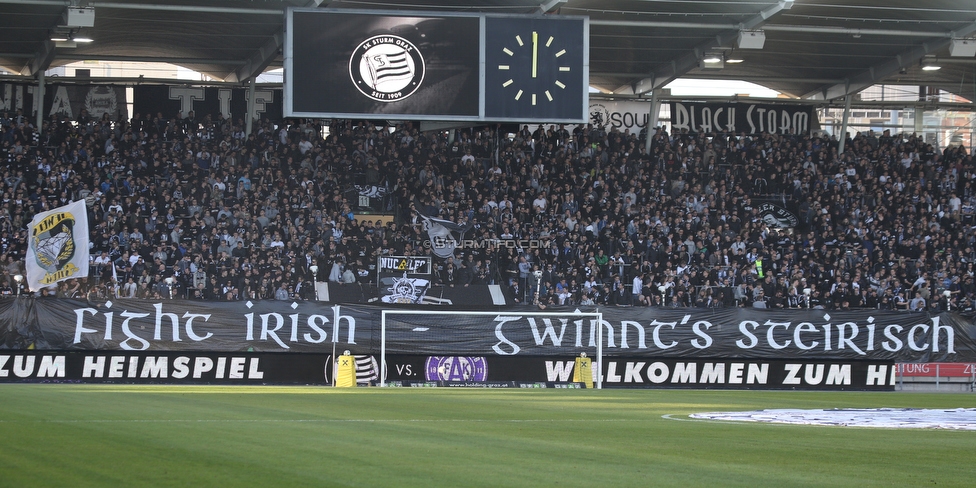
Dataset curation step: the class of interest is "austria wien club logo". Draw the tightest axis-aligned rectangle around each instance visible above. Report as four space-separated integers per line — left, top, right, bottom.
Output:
425 356 488 382
349 35 425 102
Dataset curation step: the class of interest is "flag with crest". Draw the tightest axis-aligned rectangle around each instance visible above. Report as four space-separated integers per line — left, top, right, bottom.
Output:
26 200 90 291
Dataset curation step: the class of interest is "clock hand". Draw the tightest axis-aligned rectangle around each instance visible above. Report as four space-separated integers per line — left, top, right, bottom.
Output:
532 31 538 78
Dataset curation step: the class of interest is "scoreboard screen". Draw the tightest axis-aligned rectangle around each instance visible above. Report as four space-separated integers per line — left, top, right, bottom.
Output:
285 9 587 123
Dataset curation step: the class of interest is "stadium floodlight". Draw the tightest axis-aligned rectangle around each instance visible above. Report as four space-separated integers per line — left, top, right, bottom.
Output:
51 29 92 44
702 52 723 64
700 52 725 70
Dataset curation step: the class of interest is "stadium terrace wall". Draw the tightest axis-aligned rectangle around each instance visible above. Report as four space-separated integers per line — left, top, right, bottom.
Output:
2 299 973 361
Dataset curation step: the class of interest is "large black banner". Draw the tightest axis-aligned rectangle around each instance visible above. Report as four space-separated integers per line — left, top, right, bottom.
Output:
669 101 817 135
132 86 283 122
384 354 896 391
1 82 127 121
47 85 127 121
377 256 433 304
0 350 894 390
2 299 975 363
0 82 33 115
0 350 332 384
4 82 275 123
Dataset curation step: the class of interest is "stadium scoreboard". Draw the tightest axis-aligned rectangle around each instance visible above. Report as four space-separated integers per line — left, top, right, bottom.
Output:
284 8 588 123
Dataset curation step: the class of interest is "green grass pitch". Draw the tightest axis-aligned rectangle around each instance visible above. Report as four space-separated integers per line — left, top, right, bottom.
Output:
0 385 973 487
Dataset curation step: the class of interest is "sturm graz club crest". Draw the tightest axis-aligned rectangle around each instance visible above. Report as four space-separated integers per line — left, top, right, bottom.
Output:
31 210 81 284
425 356 488 382
349 35 425 102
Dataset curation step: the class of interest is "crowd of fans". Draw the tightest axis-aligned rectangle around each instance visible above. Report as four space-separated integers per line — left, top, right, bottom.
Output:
1 104 975 312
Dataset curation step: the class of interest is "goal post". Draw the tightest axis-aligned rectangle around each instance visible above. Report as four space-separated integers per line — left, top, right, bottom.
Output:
380 309 604 388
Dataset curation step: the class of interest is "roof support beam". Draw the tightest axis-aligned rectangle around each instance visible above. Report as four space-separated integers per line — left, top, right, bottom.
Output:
644 88 660 154
246 78 256 135
838 84 852 155
56 54 245 65
0 0 68 6
763 24 962 38
590 20 737 30
23 39 55 77
89 2 282 15
686 74 844 85
228 1 326 84
226 31 282 83
593 72 844 84
0 0 300 15
538 0 566 14
591 21 964 39
810 21 976 101
615 0 793 95
35 71 45 129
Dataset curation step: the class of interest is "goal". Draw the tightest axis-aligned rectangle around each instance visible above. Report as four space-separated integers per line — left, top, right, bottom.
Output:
380 309 604 388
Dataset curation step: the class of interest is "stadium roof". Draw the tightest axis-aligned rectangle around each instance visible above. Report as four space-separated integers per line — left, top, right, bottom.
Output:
2 0 976 102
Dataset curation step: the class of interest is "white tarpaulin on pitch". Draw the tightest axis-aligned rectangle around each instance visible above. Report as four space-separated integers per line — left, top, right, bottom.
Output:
25 200 90 291
689 408 976 430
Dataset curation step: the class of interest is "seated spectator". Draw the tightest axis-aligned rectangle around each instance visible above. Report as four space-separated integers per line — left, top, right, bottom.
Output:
274 282 290 300
909 292 926 312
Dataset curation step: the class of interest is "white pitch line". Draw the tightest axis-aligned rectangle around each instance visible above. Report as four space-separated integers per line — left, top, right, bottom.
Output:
661 414 746 425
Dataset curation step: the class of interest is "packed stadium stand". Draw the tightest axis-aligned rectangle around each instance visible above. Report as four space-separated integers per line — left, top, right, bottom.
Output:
0 110 972 312
1 0 975 313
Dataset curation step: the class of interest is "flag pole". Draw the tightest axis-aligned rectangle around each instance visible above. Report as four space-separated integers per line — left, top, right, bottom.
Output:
332 304 339 387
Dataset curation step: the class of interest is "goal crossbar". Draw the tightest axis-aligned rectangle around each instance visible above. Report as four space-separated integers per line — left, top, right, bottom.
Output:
380 309 604 388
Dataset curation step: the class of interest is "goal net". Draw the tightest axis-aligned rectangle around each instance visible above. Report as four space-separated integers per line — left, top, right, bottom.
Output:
380 309 604 388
